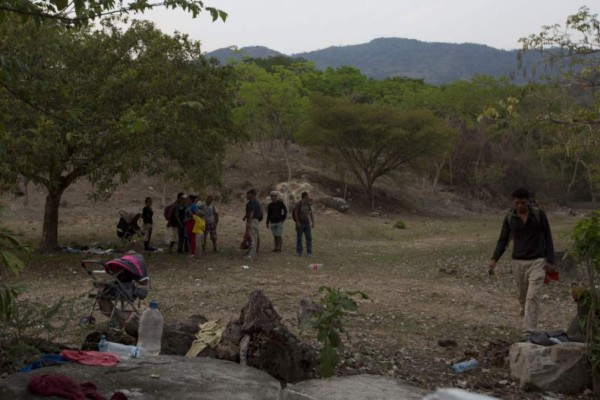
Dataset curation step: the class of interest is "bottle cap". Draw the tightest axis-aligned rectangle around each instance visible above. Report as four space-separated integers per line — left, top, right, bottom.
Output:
149 300 158 309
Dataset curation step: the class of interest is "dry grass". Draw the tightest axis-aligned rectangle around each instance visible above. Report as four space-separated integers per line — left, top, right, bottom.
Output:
1 186 584 397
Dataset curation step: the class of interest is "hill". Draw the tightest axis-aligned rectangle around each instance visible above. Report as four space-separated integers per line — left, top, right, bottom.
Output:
206 37 550 85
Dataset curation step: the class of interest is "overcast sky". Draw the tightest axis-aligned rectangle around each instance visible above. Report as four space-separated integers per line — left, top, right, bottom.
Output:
138 1 594 54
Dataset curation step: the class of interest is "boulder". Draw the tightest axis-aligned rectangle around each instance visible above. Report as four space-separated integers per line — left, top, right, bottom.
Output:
0 356 283 400
318 197 350 213
509 342 591 394
282 374 428 400
215 290 317 383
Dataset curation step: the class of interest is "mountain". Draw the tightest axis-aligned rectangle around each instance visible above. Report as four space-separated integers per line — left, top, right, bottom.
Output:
206 38 548 85
205 45 284 64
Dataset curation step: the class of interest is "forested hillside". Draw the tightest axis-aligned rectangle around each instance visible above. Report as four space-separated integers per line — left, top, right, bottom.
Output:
206 38 550 85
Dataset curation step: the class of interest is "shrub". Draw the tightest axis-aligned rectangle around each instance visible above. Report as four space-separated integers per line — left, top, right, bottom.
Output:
394 219 406 230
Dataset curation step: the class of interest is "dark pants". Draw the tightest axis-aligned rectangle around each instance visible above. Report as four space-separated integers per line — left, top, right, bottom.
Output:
296 224 312 255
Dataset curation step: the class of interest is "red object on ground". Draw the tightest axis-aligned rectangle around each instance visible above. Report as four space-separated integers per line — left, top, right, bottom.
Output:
28 374 128 400
60 350 120 367
544 270 559 285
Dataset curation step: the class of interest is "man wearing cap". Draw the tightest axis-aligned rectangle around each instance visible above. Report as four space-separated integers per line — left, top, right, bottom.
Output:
266 191 288 252
243 189 262 259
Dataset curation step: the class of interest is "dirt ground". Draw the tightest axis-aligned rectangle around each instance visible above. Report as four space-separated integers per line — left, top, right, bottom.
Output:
0 144 590 399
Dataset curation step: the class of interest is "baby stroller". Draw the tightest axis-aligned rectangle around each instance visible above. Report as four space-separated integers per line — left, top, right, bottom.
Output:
79 253 150 330
117 210 143 242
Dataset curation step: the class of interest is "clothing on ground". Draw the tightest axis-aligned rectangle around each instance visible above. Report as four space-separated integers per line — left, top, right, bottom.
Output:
28 374 127 400
60 350 120 366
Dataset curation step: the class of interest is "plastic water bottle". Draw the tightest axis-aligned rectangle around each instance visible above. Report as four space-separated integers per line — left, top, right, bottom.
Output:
451 358 478 373
98 335 108 352
307 263 324 271
99 339 140 359
137 300 164 356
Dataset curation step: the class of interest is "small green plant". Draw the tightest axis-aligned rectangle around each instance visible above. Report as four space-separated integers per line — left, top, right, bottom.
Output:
393 219 406 230
571 211 600 378
0 219 27 323
311 286 369 378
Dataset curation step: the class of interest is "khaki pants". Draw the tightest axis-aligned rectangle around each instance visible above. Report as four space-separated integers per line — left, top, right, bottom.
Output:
511 258 546 333
248 219 259 256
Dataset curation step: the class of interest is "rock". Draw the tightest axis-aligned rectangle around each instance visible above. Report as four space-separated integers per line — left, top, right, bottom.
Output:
318 197 350 213
297 298 321 327
216 290 317 383
282 374 428 400
554 251 579 279
82 315 209 356
0 356 283 400
509 342 591 394
424 388 500 399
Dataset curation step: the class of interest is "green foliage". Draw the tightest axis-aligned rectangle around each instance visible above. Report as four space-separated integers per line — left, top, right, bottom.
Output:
0 210 26 323
311 286 369 378
300 95 455 197
571 211 600 375
393 220 406 230
572 211 600 266
0 295 65 341
0 19 236 249
0 0 227 27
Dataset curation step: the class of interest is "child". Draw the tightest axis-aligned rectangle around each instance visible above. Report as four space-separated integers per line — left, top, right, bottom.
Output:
142 197 156 251
192 208 206 259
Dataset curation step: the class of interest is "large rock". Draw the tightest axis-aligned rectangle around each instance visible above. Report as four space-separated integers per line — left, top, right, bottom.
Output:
509 342 591 393
282 374 428 400
318 197 350 213
0 356 283 400
215 290 317 383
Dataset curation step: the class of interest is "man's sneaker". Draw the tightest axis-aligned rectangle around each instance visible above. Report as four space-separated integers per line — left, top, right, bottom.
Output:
307 253 313 257
296 253 302 257
243 254 254 260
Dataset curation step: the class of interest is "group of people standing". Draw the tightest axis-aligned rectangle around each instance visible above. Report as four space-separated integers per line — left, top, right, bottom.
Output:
139 189 314 260
141 192 219 258
243 189 315 259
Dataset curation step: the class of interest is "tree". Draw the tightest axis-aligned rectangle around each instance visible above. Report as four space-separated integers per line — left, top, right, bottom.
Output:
0 0 226 27
233 62 310 191
0 19 236 250
299 95 455 205
516 6 600 202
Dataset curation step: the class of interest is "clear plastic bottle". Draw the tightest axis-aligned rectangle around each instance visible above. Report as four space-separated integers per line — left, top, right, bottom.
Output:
98 335 108 352
137 300 164 356
307 263 324 271
99 340 140 359
451 358 478 373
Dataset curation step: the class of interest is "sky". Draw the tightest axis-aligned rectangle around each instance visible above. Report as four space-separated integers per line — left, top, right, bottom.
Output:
138 1 595 55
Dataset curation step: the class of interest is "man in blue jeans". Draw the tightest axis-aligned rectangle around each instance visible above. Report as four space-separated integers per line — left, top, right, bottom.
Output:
293 192 315 256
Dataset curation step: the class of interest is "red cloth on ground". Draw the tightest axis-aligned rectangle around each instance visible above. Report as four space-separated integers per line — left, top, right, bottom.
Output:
28 374 86 400
60 350 120 366
544 270 559 285
28 374 128 400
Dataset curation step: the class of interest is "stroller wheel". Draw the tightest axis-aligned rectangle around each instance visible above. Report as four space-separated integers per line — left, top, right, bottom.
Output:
79 316 96 326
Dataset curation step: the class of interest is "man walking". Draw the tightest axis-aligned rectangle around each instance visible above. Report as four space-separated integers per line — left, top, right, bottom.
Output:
293 192 314 257
202 195 219 253
243 189 262 259
489 188 555 338
266 191 287 252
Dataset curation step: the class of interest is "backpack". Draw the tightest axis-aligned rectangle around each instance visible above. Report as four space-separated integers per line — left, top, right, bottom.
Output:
164 203 175 221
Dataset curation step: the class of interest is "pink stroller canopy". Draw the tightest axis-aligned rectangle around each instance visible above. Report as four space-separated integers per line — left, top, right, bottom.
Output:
105 253 148 282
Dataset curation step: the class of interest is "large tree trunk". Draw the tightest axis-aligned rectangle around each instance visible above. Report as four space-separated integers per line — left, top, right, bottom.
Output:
40 189 63 251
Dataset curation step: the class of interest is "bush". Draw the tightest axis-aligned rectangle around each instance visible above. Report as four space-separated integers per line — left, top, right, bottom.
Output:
394 220 406 230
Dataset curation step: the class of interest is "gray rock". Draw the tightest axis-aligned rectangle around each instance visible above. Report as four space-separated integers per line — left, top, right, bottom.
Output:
0 356 283 400
318 197 350 213
282 374 428 400
216 290 317 384
509 342 591 394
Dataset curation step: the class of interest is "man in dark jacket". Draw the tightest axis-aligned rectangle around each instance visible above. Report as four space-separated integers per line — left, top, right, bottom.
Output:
489 188 555 337
266 191 287 252
243 189 262 259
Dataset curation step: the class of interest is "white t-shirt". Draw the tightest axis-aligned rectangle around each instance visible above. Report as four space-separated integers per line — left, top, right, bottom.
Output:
202 203 218 224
